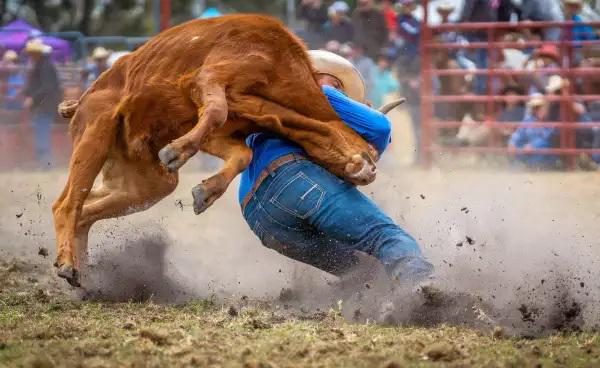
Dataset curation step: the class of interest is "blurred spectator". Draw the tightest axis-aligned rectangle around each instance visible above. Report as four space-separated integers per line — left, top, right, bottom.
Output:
396 0 420 65
437 2 455 24
83 47 111 87
433 44 470 123
459 0 499 24
437 4 478 74
508 94 559 167
563 0 599 43
397 59 421 161
369 54 399 108
525 44 561 95
497 0 518 22
352 0 389 59
496 84 526 140
325 40 342 54
0 50 24 110
381 0 398 40
514 0 563 40
23 39 63 167
454 107 490 147
299 0 328 34
497 84 526 123
578 100 600 167
323 1 354 43
347 43 376 97
459 0 499 94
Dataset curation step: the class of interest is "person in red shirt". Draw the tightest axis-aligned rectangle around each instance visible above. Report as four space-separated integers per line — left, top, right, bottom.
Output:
381 0 398 41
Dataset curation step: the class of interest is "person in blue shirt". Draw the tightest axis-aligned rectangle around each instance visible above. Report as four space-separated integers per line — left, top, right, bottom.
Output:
369 54 399 108
508 94 559 167
83 47 110 88
563 0 598 42
239 50 433 283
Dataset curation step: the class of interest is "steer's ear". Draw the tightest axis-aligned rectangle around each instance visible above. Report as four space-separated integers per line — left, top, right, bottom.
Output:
378 98 406 115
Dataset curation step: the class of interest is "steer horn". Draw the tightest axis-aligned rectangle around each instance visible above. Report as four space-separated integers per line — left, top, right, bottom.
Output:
378 98 406 115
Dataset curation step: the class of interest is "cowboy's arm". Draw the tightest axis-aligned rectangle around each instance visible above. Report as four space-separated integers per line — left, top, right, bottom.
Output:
322 85 391 155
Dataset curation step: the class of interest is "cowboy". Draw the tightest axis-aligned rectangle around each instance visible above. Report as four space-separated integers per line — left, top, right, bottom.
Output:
23 39 62 167
239 50 433 284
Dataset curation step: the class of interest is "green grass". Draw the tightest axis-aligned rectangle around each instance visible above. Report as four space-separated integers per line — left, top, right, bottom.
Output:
0 288 599 368
0 258 599 367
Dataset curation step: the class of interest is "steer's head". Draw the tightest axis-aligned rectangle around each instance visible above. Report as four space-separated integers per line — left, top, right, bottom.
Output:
300 118 379 186
303 50 404 185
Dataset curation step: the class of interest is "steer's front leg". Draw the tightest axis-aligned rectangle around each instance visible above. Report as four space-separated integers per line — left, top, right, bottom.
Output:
159 68 228 172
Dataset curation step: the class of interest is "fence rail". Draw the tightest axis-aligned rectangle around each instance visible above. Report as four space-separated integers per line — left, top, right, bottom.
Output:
419 0 600 168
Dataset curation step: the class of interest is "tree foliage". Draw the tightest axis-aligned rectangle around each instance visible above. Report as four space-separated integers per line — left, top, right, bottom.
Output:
0 0 294 36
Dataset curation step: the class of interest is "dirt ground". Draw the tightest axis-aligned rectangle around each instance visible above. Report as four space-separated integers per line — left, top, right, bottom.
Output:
1 164 599 367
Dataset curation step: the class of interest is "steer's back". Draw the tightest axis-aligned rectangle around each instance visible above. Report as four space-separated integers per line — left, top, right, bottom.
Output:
97 15 312 94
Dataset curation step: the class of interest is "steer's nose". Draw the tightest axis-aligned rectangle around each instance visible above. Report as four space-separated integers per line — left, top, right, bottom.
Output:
345 154 377 185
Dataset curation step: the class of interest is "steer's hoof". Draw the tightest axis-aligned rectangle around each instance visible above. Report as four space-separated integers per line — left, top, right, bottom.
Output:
57 264 81 287
191 184 212 215
158 145 184 172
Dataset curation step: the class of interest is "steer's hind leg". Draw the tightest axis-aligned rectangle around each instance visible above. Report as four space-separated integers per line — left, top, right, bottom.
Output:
192 129 253 215
53 106 118 286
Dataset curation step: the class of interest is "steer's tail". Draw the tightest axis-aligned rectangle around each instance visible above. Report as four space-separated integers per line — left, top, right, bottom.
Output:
58 99 80 119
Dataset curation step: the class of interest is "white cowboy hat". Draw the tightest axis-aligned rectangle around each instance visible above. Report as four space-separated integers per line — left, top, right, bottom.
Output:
92 47 110 60
25 39 52 54
308 49 366 103
3 49 17 61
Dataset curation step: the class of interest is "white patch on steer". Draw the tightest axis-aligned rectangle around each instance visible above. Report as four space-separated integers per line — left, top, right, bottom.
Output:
191 36 199 42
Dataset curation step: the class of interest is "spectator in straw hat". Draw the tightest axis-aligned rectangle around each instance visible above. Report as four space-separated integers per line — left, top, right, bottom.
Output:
514 0 563 41
508 94 559 167
23 39 63 167
0 49 24 110
84 47 111 87
436 2 455 24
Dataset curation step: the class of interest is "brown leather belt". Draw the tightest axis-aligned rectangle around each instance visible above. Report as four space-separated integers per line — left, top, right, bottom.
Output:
241 153 304 212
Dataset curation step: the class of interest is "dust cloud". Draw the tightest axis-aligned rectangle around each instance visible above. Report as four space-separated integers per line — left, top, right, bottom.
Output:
1 163 599 336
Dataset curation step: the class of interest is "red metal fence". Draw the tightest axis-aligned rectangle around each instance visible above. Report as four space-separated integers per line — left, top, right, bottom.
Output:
419 0 600 167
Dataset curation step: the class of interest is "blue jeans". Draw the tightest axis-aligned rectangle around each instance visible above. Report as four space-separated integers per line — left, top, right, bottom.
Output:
32 112 53 165
242 158 433 282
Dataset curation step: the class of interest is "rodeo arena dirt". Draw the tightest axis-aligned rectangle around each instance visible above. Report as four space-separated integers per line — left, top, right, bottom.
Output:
1 2 600 368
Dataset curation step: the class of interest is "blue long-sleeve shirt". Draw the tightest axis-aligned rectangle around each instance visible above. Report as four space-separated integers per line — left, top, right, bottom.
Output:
509 115 557 165
238 85 392 203
571 15 598 42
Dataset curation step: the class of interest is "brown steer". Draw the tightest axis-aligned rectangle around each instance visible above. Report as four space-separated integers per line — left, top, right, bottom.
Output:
53 14 380 286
